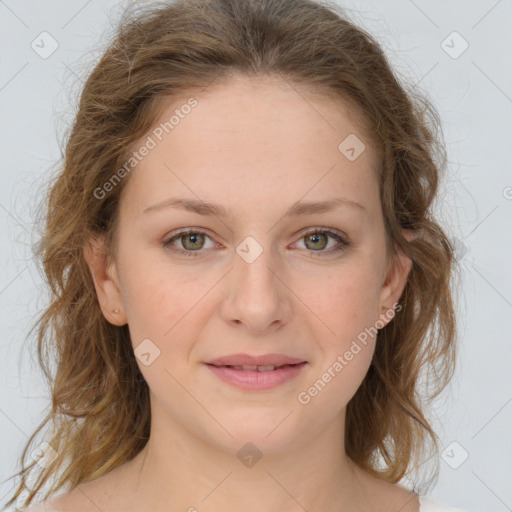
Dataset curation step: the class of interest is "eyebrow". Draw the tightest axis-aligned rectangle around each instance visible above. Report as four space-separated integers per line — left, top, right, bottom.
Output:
143 197 367 218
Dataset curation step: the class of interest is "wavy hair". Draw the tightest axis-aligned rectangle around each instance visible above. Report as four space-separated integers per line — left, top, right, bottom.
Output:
6 0 458 507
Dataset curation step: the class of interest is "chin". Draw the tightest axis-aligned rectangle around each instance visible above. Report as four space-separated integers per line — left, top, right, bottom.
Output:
202 414 304 457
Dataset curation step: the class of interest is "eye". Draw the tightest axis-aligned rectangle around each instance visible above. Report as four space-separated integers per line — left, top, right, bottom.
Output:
293 228 350 255
162 227 350 258
162 228 216 257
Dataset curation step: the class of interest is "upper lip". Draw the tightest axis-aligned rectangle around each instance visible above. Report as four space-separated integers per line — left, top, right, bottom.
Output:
205 353 307 367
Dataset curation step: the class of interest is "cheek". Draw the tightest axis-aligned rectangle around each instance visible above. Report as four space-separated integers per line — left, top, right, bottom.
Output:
116 245 176 343
119 249 220 362
303 264 382 340
124 275 194 347
122 269 204 396
295 269 382 413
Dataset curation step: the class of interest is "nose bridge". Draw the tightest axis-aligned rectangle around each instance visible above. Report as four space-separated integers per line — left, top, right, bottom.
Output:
234 234 279 296
221 234 291 331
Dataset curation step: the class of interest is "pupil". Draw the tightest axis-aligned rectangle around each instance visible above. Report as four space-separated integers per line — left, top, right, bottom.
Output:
184 233 203 250
307 232 326 250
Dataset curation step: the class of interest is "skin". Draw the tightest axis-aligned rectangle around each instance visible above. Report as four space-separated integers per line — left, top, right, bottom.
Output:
53 74 418 512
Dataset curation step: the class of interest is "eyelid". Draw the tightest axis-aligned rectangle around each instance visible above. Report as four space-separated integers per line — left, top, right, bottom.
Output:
162 227 217 254
292 227 350 253
296 226 347 240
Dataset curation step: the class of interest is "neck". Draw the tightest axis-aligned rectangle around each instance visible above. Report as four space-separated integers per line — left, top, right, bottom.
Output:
121 401 376 512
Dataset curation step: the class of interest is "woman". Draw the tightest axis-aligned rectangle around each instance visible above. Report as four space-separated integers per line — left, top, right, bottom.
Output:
5 0 467 510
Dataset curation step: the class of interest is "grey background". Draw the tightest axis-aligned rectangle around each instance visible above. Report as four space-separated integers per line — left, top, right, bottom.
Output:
1 1 511 511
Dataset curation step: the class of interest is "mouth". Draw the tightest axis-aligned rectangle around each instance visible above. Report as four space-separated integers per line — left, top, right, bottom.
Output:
204 362 308 390
205 362 307 372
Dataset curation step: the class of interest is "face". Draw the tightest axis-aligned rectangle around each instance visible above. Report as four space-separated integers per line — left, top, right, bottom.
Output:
86 74 411 456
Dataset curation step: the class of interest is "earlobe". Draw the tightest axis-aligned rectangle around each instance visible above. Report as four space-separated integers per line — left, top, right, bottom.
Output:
83 236 127 326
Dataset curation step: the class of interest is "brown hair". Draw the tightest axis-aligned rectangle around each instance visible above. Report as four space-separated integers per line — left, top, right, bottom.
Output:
6 0 458 507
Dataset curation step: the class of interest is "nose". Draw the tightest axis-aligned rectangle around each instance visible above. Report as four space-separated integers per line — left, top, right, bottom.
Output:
219 241 293 334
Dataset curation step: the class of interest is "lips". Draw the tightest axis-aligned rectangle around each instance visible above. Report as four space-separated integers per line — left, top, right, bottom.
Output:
205 361 308 390
216 363 301 372
205 353 307 368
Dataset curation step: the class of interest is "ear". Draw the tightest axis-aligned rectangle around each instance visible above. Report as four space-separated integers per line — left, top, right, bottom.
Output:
83 236 127 326
377 229 414 327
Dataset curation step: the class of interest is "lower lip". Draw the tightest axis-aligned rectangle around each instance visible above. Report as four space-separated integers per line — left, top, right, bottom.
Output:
205 362 308 390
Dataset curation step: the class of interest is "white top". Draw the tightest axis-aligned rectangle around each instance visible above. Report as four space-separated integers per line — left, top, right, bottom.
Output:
4 495 469 511
419 495 468 511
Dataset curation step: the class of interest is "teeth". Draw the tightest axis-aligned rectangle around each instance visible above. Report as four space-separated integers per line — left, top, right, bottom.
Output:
229 365 277 371
256 365 276 372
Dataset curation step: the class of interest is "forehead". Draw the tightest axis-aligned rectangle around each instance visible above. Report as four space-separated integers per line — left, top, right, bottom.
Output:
122 74 381 216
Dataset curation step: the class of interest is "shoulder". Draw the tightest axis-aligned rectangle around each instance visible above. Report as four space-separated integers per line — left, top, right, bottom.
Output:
419 495 469 512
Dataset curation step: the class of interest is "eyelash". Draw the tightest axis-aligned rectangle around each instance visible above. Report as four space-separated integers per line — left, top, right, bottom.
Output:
162 227 350 258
